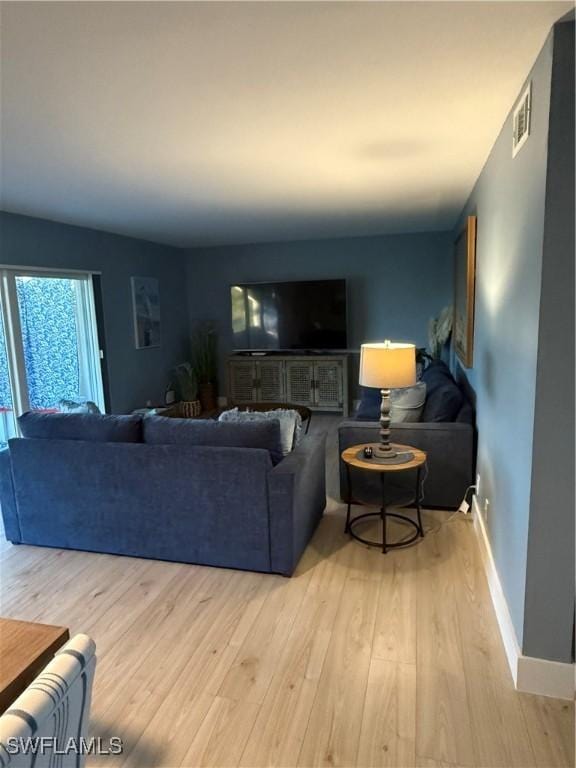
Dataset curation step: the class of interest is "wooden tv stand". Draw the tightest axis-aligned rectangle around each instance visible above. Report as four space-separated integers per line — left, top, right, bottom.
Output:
227 354 349 417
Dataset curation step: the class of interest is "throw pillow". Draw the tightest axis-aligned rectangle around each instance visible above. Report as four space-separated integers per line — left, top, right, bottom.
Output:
58 399 101 414
390 382 427 423
355 383 426 423
421 383 464 422
355 387 382 421
421 362 464 422
218 408 302 456
420 360 453 393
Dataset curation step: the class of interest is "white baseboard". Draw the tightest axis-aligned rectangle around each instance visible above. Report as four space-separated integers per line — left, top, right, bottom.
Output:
472 496 521 684
517 655 575 700
472 496 574 700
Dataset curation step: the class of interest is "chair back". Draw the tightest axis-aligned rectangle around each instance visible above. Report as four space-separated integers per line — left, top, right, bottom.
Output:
0 634 96 767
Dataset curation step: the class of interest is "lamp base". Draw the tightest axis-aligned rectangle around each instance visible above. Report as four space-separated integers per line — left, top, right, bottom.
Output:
373 389 414 465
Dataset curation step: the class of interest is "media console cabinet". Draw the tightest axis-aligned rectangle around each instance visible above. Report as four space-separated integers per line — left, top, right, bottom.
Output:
227 354 349 416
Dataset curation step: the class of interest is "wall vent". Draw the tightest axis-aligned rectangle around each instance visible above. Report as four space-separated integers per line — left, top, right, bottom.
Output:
512 83 531 157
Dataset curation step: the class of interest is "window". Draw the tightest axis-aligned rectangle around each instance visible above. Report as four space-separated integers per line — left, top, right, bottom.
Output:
0 268 105 446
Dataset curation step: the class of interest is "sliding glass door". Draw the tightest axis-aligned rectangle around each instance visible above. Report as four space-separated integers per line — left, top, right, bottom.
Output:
0 269 104 445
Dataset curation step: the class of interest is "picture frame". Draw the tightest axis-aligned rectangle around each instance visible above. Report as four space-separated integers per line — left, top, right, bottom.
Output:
131 276 161 349
453 215 477 368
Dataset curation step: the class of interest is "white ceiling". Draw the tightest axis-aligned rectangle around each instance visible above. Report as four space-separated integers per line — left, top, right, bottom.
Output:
0 1 572 248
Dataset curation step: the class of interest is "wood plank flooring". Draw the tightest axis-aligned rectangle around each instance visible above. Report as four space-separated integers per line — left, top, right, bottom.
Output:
0 415 573 767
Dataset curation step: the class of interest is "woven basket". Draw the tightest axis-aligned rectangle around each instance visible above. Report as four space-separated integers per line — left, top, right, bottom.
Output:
179 400 202 418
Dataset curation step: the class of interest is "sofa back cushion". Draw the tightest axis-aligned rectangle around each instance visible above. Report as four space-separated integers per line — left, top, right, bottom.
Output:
218 408 302 455
420 361 464 422
355 387 381 421
420 360 452 391
143 415 284 465
455 400 475 425
18 412 143 443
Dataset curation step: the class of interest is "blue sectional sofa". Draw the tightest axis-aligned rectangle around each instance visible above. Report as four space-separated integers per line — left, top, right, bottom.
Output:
0 412 326 575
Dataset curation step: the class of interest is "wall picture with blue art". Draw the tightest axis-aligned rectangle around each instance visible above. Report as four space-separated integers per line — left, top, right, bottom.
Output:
131 276 161 349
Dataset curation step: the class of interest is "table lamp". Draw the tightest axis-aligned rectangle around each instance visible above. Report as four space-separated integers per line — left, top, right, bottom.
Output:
359 340 416 463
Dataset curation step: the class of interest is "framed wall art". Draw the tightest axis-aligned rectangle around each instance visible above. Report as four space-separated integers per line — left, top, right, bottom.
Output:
454 215 477 368
131 276 161 349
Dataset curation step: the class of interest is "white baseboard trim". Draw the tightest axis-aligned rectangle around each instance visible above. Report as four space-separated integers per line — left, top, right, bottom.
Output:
517 655 575 700
472 496 574 700
472 496 521 685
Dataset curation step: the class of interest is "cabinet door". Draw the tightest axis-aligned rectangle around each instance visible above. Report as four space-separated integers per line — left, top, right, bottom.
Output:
257 360 285 402
314 360 343 409
286 361 314 405
228 360 257 403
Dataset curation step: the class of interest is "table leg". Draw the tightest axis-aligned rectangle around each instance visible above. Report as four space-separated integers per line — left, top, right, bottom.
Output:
345 463 352 533
416 466 424 536
380 471 387 554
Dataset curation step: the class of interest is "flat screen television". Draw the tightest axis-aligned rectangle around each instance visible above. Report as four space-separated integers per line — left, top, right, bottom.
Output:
231 279 347 351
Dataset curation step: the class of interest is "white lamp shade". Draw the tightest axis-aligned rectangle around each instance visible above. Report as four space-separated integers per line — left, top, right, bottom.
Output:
359 342 416 389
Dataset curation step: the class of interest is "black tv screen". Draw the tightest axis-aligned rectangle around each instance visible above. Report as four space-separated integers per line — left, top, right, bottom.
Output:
231 279 347 351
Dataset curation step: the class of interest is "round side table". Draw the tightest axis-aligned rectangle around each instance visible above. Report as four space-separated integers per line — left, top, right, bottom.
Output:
341 443 427 554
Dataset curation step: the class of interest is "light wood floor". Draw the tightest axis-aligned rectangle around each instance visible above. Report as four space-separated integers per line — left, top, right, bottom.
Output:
0 415 573 768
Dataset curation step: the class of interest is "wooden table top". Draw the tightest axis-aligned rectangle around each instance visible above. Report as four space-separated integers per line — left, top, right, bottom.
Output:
0 618 69 713
341 443 427 472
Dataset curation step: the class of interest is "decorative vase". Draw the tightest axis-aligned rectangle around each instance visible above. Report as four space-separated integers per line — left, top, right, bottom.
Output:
199 382 217 412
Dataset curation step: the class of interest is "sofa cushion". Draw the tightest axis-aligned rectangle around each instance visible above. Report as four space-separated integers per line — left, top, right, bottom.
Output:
421 361 464 422
355 387 382 421
143 415 284 465
456 400 475 425
421 383 463 422
18 411 143 443
420 360 453 392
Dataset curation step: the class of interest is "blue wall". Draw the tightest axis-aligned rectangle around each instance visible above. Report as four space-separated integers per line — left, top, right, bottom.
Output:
185 231 453 390
0 212 189 413
1 215 452 411
453 31 555 654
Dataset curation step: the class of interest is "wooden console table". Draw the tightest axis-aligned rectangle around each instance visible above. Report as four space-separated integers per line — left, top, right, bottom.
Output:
0 618 69 713
228 354 349 416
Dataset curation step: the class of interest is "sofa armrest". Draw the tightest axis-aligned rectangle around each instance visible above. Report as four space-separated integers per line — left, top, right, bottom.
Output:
0 448 21 542
338 420 475 509
268 432 327 575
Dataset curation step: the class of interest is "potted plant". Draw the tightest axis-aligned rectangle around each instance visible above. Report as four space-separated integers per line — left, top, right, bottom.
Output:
191 322 218 412
172 362 202 417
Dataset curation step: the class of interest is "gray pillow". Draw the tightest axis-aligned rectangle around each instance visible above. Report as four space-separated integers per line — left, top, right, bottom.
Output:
218 408 302 455
390 382 426 423
58 399 101 414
